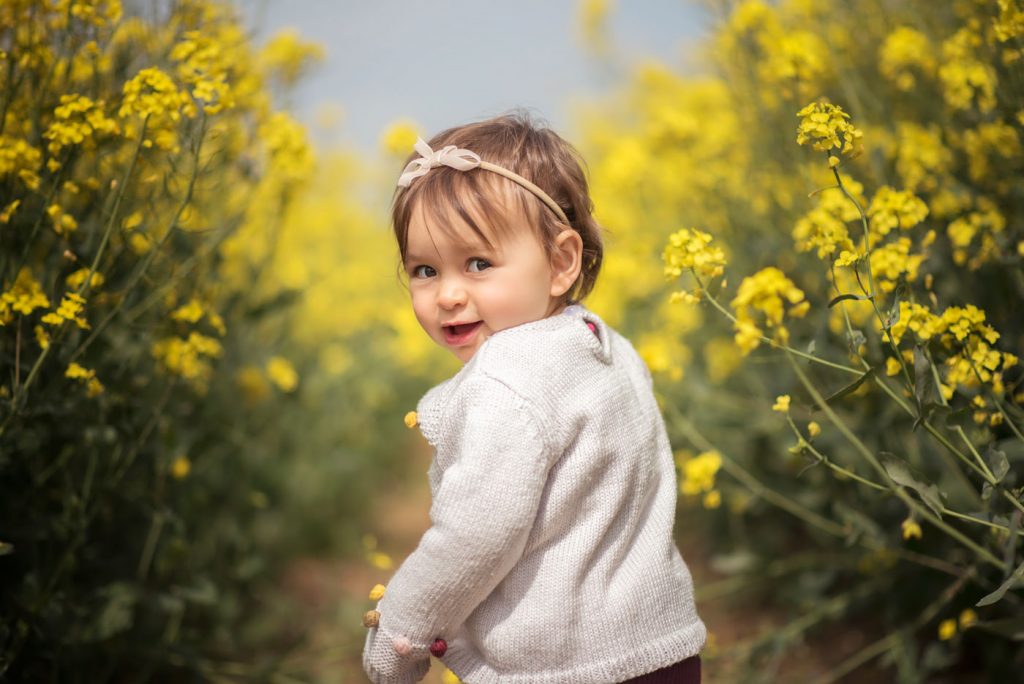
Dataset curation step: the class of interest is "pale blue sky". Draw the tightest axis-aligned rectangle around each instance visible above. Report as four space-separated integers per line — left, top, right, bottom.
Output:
238 1 708 153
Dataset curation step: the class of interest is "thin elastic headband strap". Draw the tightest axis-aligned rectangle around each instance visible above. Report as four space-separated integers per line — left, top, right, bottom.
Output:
396 137 571 226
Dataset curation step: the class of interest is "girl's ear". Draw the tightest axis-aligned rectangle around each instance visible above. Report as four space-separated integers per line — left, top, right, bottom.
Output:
549 229 584 298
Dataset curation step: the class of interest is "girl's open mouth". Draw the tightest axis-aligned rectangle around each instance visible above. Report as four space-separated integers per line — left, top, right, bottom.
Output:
443 321 482 345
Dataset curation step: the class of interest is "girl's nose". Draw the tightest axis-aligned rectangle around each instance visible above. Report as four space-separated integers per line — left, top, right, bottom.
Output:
437 277 467 309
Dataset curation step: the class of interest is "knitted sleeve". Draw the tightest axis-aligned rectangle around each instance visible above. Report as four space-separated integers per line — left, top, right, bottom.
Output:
362 375 551 684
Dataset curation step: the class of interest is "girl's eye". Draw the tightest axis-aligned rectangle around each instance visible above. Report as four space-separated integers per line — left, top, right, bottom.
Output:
468 258 491 273
412 265 436 278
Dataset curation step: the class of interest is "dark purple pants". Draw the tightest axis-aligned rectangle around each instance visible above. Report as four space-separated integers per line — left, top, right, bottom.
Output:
620 654 701 683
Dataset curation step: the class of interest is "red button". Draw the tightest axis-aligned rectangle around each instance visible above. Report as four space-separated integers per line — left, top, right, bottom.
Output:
430 638 447 657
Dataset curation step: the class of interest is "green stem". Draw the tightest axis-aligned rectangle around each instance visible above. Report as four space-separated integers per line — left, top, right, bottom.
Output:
0 119 149 440
691 271 861 375
664 400 849 538
810 568 975 684
786 349 1005 570
961 340 1024 444
790 417 1024 538
67 115 208 365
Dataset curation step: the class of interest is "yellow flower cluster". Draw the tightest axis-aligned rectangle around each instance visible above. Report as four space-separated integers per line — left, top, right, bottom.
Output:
866 186 929 239
151 331 224 389
41 292 90 329
792 178 864 260
66 361 104 397
938 609 978 641
884 302 1017 399
118 67 197 151
730 267 809 354
938 27 997 113
0 135 42 190
772 394 791 413
259 112 314 184
879 27 935 91
993 0 1024 42
171 30 237 114
718 2 829 103
663 228 727 281
678 449 723 510
47 203 78 236
265 356 298 392
65 268 105 291
662 228 727 305
52 0 123 28
0 268 51 325
894 122 953 193
170 298 227 335
259 28 325 88
796 101 864 160
44 94 120 156
380 119 421 156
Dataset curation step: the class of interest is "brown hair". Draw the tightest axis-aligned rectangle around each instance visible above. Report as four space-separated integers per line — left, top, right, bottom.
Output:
391 109 604 306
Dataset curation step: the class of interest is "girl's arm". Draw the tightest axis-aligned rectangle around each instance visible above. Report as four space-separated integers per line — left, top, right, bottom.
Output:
362 374 550 684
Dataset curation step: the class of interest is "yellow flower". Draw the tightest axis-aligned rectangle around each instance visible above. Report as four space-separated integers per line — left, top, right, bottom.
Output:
662 228 727 282
902 517 922 540
0 268 51 324
266 356 298 392
44 93 120 155
368 551 393 570
34 325 50 350
730 267 808 355
171 298 205 324
66 362 92 380
938 618 957 641
260 28 325 87
680 450 722 496
368 583 386 601
807 421 821 437
404 411 418 428
796 100 863 159
879 27 935 91
702 490 722 509
65 362 104 396
41 292 90 329
65 268 104 291
171 455 191 480
772 395 791 413
380 119 421 155
958 608 978 629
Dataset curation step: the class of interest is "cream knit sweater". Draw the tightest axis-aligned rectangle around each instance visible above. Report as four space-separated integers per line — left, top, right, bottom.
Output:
363 304 706 684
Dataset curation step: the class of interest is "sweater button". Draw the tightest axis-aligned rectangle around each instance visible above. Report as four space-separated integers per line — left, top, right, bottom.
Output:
429 638 447 657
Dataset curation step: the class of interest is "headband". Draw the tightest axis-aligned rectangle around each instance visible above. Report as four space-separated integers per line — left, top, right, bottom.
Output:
396 137 571 226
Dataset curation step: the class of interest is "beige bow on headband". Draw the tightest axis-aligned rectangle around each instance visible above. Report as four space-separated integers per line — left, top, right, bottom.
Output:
395 137 571 225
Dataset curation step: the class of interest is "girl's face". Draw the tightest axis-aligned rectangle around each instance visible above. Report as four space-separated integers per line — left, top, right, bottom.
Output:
403 201 565 364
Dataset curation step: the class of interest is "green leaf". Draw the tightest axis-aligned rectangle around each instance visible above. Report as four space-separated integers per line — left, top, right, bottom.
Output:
976 558 1024 607
913 345 935 410
986 446 1010 483
882 456 945 518
846 329 866 355
172 576 218 605
828 293 864 308
972 617 1024 640
884 282 905 329
824 367 875 406
86 582 137 642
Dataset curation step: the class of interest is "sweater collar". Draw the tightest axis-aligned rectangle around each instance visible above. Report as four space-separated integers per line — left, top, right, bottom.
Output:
414 303 612 447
